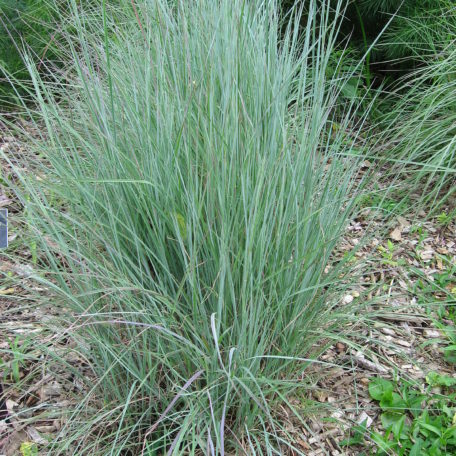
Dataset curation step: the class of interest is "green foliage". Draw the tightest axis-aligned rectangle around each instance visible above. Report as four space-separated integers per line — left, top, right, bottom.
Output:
1 0 454 453
326 46 367 100
344 376 456 455
2 0 370 453
1 335 32 383
340 420 369 449
436 211 455 227
383 1 456 60
0 0 55 99
19 442 38 456
351 0 455 64
0 0 25 80
0 0 127 104
413 259 456 366
378 40 456 209
358 190 411 215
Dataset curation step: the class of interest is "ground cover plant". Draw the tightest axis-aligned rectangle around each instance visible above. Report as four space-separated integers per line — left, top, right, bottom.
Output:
343 375 456 455
0 0 378 453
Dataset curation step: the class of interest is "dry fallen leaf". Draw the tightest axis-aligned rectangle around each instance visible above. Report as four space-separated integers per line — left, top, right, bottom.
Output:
0 288 15 295
336 342 346 353
420 250 434 261
39 382 62 401
389 227 402 241
396 215 410 228
424 329 440 339
358 411 373 428
3 430 28 456
27 426 48 445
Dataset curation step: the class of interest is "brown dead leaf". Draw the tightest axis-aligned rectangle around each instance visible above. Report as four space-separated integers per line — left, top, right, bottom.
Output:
39 382 62 401
420 250 434 261
389 227 402 241
336 342 346 353
2 430 28 456
424 329 440 338
397 215 410 228
297 438 311 450
26 426 48 445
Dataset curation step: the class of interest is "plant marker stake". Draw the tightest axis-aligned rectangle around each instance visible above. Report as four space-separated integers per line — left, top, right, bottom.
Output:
0 209 7 249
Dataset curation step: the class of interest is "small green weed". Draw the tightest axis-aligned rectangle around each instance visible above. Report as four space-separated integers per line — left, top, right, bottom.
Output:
19 442 38 456
366 376 456 455
377 240 395 266
377 240 405 267
341 419 369 448
358 192 411 215
436 211 455 227
409 225 429 252
2 335 32 383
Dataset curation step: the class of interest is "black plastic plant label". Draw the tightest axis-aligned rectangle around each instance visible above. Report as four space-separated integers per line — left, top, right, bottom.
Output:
0 209 7 248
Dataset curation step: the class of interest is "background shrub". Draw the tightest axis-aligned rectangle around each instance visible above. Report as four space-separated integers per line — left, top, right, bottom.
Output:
307 0 454 86
0 0 127 103
0 0 56 99
381 44 456 209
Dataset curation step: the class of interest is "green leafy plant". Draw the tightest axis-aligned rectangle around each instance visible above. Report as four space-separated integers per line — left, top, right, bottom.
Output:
341 419 369 448
326 46 365 101
436 211 455 226
19 442 38 456
3 335 31 383
412 262 456 365
368 376 456 455
377 240 405 267
409 225 429 252
358 190 411 215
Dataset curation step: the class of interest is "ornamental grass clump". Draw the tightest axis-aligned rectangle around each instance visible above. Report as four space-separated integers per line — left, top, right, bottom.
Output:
381 42 456 209
4 0 370 453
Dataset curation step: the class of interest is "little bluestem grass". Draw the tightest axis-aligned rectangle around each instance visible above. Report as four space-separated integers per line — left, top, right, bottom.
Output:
3 0 374 453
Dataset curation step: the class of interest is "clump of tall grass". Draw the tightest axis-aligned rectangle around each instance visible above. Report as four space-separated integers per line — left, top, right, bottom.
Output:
4 0 371 453
380 42 456 209
339 0 455 76
382 0 456 60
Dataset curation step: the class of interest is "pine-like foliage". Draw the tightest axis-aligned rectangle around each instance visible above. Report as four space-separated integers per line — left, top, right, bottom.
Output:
0 0 126 102
383 0 456 59
381 34 456 207
0 0 54 97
